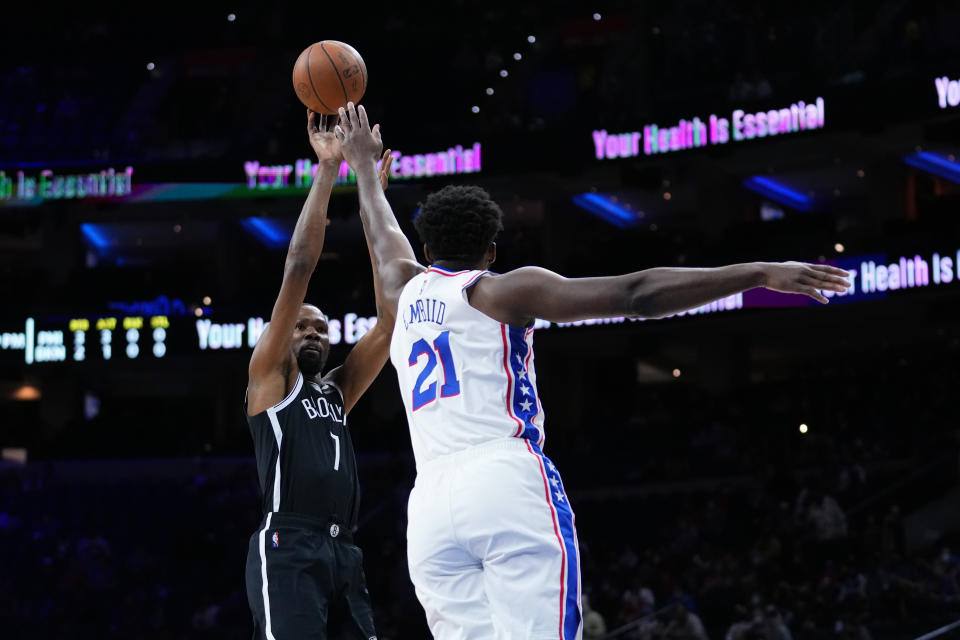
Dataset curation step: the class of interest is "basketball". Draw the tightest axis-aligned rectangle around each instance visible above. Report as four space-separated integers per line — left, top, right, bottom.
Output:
292 41 367 115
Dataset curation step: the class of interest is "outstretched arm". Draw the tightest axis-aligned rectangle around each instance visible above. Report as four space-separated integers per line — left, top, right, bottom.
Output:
326 152 400 415
334 103 424 319
247 110 342 415
469 262 852 327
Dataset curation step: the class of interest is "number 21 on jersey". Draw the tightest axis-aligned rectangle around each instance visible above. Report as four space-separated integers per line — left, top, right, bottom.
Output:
408 330 460 410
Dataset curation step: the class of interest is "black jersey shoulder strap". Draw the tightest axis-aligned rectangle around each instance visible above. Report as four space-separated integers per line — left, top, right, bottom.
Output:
244 373 305 418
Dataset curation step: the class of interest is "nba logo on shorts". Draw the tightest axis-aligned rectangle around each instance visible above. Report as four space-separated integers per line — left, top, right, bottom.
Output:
272 532 279 548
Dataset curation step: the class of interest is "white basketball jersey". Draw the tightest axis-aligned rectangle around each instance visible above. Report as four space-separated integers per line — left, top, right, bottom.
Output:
389 265 546 469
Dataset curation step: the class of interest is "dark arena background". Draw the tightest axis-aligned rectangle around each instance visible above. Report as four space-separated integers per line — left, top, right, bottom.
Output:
3 2 960 639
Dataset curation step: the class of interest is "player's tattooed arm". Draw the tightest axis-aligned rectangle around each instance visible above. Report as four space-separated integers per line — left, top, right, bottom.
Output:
468 262 851 327
326 150 398 415
247 110 340 415
334 102 424 319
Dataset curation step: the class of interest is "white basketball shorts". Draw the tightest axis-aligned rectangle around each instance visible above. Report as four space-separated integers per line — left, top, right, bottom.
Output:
407 437 582 640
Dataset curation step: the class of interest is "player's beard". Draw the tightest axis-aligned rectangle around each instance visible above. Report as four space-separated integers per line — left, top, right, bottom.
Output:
297 346 327 376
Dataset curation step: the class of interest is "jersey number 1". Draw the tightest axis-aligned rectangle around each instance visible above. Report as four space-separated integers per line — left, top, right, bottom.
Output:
329 433 340 471
408 330 460 411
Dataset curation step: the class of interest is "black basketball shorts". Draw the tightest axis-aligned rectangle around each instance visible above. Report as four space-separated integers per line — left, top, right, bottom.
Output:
245 512 377 640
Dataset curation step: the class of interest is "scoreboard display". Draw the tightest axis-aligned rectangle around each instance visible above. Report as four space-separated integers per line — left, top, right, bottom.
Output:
69 315 170 362
2 315 190 365
0 311 380 366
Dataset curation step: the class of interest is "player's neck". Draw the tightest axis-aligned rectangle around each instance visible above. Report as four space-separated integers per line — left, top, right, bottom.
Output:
295 368 324 386
433 259 486 272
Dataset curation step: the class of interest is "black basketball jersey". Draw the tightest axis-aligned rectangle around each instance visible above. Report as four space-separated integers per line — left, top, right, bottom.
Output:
245 373 360 529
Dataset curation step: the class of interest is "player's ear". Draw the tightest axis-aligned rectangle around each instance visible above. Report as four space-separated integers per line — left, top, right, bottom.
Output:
423 244 435 264
486 243 496 266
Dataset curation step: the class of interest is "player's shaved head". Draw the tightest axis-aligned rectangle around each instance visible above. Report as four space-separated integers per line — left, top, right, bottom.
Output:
302 303 326 320
414 185 504 265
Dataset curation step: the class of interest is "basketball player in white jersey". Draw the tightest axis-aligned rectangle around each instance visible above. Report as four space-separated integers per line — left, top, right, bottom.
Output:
333 103 851 639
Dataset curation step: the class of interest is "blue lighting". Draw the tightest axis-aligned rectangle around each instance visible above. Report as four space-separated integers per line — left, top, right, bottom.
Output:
80 223 111 250
904 151 960 184
572 192 639 229
241 217 290 249
743 176 815 212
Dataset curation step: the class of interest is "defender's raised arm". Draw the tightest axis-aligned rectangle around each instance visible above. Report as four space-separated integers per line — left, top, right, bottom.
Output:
325 151 403 414
334 103 424 318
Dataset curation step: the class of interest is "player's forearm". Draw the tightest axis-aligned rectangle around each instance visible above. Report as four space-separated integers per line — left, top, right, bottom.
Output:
354 161 411 271
361 215 395 328
284 163 338 270
336 322 392 414
629 263 765 318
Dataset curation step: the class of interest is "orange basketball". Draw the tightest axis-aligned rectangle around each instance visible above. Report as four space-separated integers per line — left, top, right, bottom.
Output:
292 41 367 115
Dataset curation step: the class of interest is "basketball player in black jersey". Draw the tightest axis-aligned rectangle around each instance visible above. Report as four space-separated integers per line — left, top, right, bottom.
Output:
244 109 394 640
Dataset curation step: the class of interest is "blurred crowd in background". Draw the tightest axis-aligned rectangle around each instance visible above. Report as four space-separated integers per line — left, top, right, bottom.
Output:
3 339 958 639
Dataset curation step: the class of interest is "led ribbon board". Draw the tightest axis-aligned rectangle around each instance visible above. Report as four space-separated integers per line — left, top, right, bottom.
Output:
0 143 482 209
0 311 378 366
0 167 134 204
244 143 483 190
3 246 957 366
593 97 826 160
936 75 960 109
